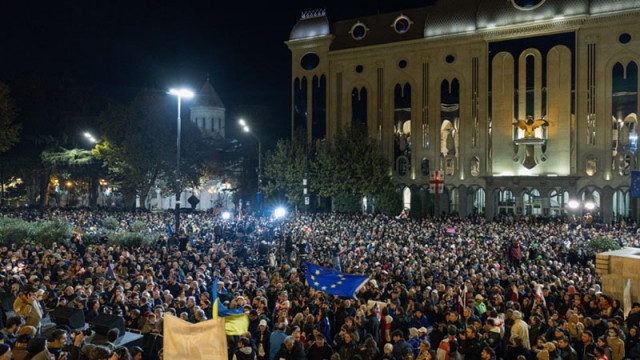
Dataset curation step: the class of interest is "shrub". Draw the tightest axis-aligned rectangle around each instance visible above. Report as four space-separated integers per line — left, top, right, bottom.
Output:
81 232 103 245
102 218 119 231
373 189 403 216
33 219 73 248
0 218 33 247
129 221 147 233
587 236 621 254
332 193 361 213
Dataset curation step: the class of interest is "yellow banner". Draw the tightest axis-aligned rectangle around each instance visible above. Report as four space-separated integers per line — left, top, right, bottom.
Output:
163 314 228 360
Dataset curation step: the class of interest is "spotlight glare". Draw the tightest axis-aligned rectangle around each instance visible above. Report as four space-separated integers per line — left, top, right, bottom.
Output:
221 211 231 220
584 201 596 211
274 207 286 219
567 200 580 209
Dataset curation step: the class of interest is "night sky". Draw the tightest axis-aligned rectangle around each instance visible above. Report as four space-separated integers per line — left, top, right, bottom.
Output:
0 0 429 147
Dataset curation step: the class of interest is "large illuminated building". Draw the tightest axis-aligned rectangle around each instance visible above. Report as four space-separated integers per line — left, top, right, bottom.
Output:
286 0 640 222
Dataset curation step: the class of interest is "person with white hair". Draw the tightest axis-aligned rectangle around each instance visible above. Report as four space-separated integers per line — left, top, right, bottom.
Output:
510 311 531 350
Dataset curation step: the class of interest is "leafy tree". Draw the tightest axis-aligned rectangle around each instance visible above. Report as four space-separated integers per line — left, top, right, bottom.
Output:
262 135 308 207
314 123 392 199
41 148 103 208
93 93 171 208
373 188 403 216
333 192 360 213
0 82 20 154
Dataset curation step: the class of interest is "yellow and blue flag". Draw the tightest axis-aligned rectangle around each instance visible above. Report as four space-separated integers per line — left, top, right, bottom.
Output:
632 171 640 198
211 279 247 335
212 279 244 318
304 262 369 299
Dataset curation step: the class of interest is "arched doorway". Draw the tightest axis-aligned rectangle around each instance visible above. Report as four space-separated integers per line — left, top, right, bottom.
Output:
403 187 411 210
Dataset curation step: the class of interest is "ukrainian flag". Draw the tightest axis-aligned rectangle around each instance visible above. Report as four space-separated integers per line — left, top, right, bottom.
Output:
304 262 369 299
212 279 248 335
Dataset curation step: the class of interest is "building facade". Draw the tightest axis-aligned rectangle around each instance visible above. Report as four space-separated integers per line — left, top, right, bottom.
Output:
286 0 640 222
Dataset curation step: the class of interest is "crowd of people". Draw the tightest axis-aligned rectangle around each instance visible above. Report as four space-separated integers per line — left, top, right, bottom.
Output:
0 207 637 360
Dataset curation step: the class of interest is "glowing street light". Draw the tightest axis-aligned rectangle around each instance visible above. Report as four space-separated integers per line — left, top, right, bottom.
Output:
84 132 97 143
168 87 194 234
274 207 287 219
221 211 231 220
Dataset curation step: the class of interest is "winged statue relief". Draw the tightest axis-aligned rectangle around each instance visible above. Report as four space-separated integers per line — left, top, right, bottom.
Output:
514 116 548 139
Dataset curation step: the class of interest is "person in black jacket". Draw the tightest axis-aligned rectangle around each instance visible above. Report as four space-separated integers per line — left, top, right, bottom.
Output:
233 337 256 360
366 307 380 343
391 330 413 360
306 334 333 360
275 336 307 360
459 325 486 360
558 336 578 360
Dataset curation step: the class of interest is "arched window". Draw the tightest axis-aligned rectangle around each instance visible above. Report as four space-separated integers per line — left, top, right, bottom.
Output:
440 79 459 175
294 77 308 134
449 188 459 214
613 190 630 221
498 189 515 215
403 187 411 210
394 83 412 175
581 189 601 213
421 158 429 177
549 189 569 216
312 75 327 140
351 86 368 128
473 188 485 214
523 188 541 215
398 157 408 176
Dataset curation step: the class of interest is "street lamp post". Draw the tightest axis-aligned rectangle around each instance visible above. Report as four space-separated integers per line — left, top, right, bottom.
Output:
238 119 262 211
169 88 194 234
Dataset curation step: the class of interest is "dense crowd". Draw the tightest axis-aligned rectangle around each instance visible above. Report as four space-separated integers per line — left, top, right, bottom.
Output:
0 208 638 360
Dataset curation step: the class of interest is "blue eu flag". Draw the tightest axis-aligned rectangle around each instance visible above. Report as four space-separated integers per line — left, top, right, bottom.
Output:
304 262 369 299
632 171 640 198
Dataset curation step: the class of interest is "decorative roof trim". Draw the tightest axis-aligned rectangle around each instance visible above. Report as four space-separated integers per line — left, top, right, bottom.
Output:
301 9 326 20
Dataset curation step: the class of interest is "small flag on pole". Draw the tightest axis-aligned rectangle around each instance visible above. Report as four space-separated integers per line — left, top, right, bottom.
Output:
107 263 118 281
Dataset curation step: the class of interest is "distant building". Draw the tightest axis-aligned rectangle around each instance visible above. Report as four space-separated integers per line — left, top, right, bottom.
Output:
286 1 640 222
